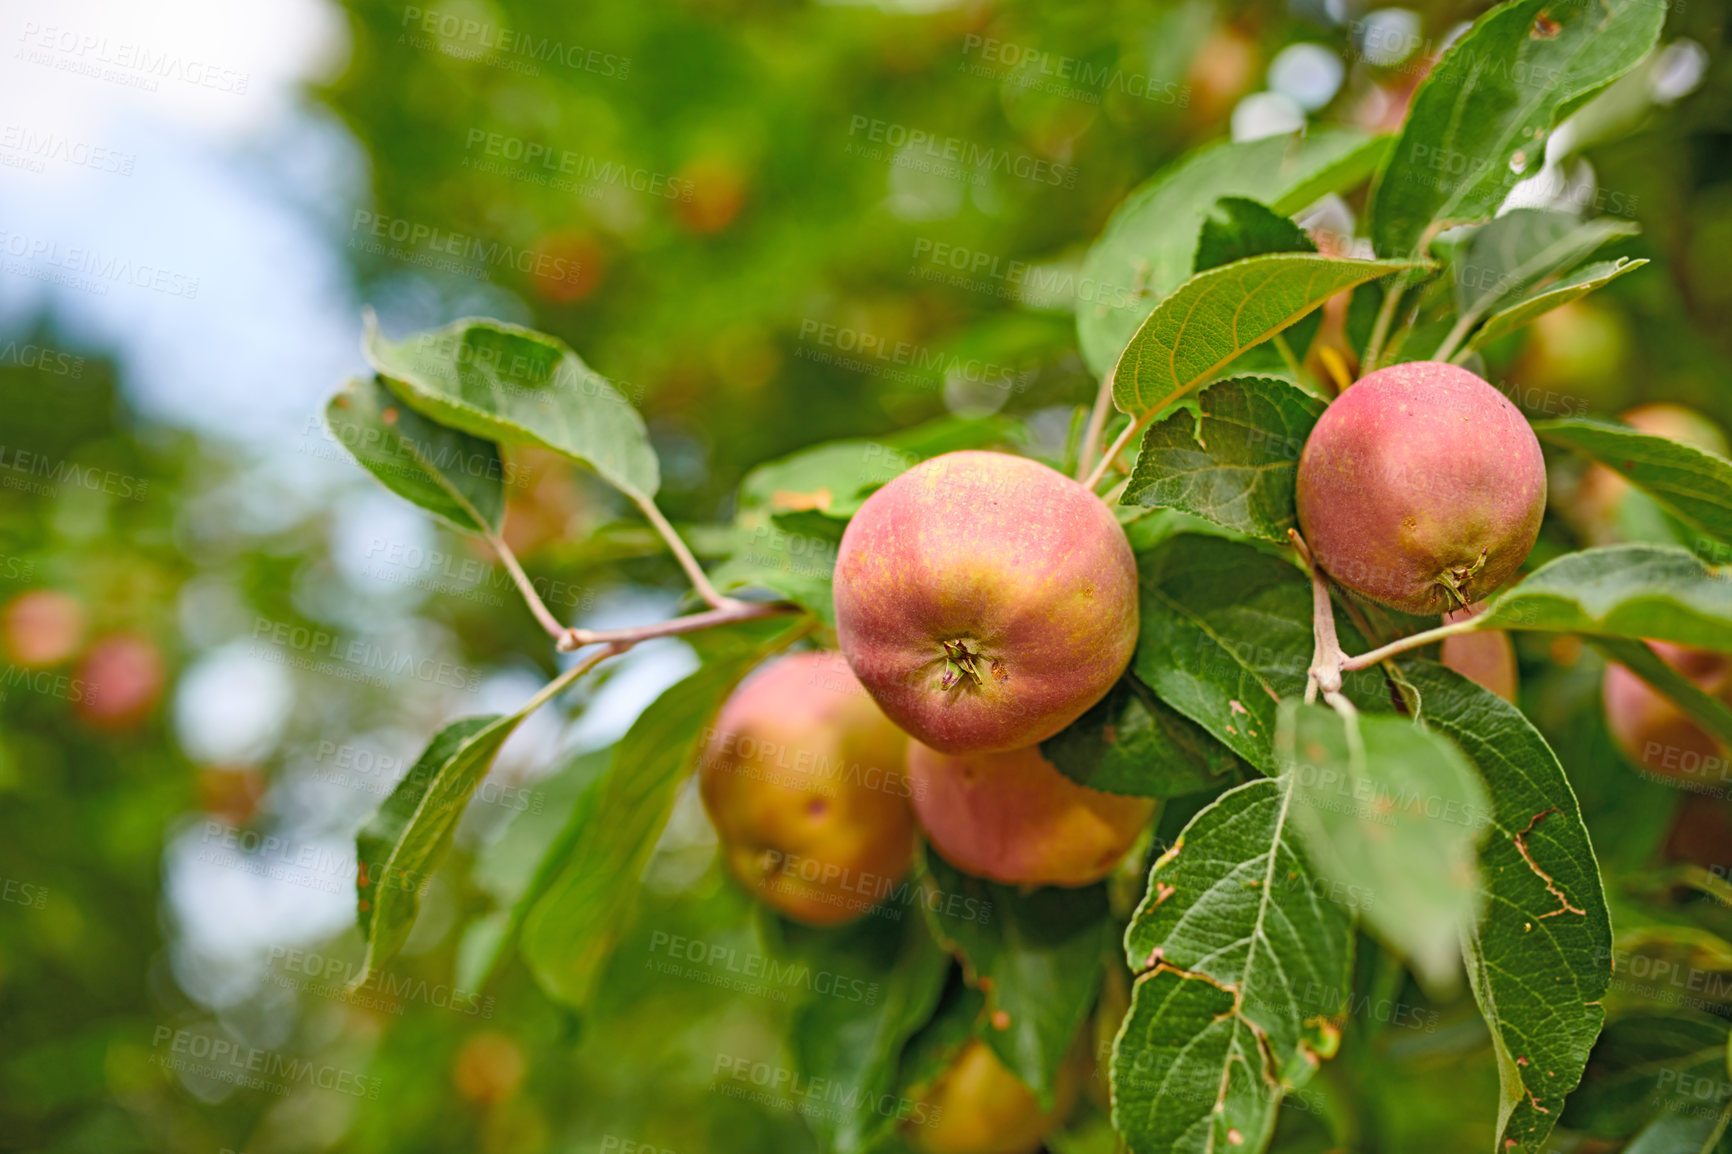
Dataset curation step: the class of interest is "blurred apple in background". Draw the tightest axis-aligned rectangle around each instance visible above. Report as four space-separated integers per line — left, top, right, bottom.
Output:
453 1030 527 1105
675 156 748 235
75 634 167 731
1 589 86 669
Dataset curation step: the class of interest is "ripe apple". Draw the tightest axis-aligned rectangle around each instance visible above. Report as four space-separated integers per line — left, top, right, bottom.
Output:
1439 605 1518 704
834 451 1138 755
1 589 85 668
905 1038 1077 1154
699 651 916 925
906 742 1153 887
1602 642 1731 786
1296 361 1546 615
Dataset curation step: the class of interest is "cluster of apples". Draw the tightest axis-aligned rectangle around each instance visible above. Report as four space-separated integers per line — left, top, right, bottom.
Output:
699 452 1143 1152
0 588 166 731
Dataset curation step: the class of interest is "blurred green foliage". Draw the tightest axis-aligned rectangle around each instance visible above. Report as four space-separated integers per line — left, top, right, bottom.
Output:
4 0 1732 1151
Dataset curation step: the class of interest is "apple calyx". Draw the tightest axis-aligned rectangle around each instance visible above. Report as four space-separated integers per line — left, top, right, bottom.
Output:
939 638 986 691
1438 547 1491 609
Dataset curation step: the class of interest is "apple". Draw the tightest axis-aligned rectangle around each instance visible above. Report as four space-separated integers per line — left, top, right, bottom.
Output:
905 1038 1077 1154
699 650 916 925
452 1030 527 1105
1602 642 1731 786
906 742 1153 887
1 589 85 668
1439 605 1518 704
1571 403 1729 546
834 451 1138 755
1296 361 1546 614
74 633 166 731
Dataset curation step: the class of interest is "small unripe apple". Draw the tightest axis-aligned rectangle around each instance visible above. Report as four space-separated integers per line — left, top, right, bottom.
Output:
905 1039 1077 1154
1439 605 1518 704
1296 361 1546 615
1602 642 1731 786
834 451 1138 755
906 742 1154 887
699 651 916 925
452 1030 527 1105
1 589 85 668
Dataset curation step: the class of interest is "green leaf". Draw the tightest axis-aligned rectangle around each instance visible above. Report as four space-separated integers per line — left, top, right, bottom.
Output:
919 854 1112 1108
1564 1014 1730 1138
1452 208 1638 323
1473 544 1732 652
897 978 987 1098
1368 0 1666 257
709 514 840 627
1275 700 1489 991
363 313 660 500
325 375 506 534
457 747 614 992
1041 677 1241 799
738 439 907 522
1121 377 1325 542
1537 418 1732 545
355 714 520 981
1381 661 1610 1154
1470 257 1648 350
1115 776 1355 1148
1194 197 1318 273
1132 534 1382 771
778 912 951 1154
519 619 804 1008
1110 255 1419 419
1112 968 1280 1154
1078 130 1392 376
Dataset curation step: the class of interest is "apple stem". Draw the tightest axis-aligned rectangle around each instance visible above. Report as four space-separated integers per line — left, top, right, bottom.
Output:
633 493 749 612
484 528 574 642
1076 371 1118 482
556 600 802 653
1338 618 1481 672
1361 276 1407 372
1293 530 1350 710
